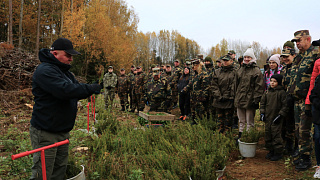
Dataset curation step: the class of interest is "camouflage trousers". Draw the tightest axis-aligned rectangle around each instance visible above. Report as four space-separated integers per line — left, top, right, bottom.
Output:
294 99 313 155
172 89 178 106
216 108 234 133
118 92 128 108
265 117 284 154
104 89 115 107
129 90 133 108
132 93 144 112
191 101 205 121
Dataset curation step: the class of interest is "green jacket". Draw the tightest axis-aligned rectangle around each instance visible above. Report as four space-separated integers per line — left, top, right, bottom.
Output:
234 62 264 109
103 72 117 89
211 65 237 109
287 45 319 100
260 85 288 121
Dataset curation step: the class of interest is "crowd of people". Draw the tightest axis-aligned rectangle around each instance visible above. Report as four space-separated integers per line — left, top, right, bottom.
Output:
29 29 320 178
103 30 320 177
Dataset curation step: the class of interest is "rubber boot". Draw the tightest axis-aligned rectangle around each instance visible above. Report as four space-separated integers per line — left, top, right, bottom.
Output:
270 153 283 161
293 155 303 165
265 150 274 160
295 154 312 171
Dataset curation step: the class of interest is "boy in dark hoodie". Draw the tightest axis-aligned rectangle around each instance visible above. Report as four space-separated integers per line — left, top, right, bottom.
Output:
260 74 288 161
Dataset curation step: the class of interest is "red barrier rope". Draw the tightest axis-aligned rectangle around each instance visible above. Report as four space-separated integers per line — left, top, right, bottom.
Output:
87 102 90 133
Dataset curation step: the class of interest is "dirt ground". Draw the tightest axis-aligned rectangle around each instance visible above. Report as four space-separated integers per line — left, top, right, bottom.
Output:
0 93 317 179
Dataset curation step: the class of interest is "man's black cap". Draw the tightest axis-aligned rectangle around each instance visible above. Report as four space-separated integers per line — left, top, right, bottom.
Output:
51 38 81 55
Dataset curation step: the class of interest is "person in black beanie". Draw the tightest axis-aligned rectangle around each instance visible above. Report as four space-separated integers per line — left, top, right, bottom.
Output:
30 38 101 179
260 74 288 161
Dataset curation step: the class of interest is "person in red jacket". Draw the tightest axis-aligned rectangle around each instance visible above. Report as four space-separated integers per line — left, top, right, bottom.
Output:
306 39 320 177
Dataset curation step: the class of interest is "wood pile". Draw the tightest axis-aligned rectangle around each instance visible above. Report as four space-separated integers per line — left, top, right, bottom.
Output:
0 49 39 90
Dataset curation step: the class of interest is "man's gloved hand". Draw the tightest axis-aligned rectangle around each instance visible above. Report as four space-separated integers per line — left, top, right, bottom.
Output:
305 110 312 117
273 115 282 124
260 114 266 122
90 84 102 94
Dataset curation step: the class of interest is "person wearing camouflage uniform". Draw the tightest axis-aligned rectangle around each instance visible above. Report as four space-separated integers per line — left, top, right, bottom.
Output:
215 58 222 70
131 66 147 113
116 68 130 111
280 48 298 156
182 59 210 124
211 55 237 133
204 56 214 74
103 66 117 108
287 30 319 171
172 59 183 108
228 50 240 70
147 64 156 81
128 65 135 109
144 68 172 112
163 65 174 110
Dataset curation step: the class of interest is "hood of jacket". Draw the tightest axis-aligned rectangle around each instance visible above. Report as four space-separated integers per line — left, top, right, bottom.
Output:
39 48 71 72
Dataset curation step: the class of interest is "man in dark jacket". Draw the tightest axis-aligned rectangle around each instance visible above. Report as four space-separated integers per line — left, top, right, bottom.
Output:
30 38 101 180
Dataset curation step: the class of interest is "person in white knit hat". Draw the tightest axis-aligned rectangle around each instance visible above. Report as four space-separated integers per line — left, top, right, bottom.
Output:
234 48 264 140
264 54 283 90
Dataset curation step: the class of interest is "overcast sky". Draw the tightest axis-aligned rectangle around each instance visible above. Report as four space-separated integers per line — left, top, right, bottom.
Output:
126 0 320 52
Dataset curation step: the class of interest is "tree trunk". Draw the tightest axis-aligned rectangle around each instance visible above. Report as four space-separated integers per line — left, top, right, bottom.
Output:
18 0 24 50
60 0 64 37
70 0 73 35
8 0 13 45
35 0 41 58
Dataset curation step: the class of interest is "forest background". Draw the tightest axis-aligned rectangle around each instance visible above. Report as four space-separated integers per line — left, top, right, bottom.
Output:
1 0 282 82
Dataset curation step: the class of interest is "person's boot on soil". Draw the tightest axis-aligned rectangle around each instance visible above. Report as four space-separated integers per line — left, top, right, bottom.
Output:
265 150 274 160
292 148 299 158
295 154 312 171
293 155 303 165
120 105 125 111
270 153 283 161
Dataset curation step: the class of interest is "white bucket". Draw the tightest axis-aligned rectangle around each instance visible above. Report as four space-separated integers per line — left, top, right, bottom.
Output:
66 165 85 180
238 140 257 157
